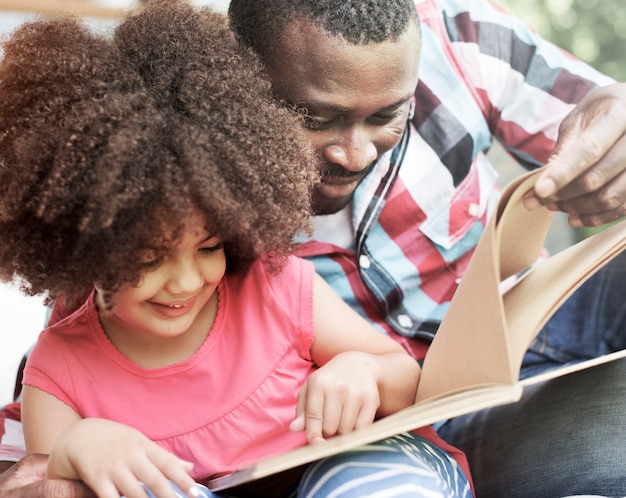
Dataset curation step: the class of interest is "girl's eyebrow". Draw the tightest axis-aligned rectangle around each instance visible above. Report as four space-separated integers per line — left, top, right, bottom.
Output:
202 230 220 242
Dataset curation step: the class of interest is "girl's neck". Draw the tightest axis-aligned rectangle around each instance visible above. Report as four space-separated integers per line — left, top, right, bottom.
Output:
97 290 219 369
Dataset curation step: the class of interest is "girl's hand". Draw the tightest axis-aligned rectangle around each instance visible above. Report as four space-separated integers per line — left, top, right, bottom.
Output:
289 351 384 444
296 274 421 445
47 418 200 498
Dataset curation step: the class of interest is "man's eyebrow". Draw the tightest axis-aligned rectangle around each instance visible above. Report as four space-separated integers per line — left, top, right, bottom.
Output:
296 94 413 113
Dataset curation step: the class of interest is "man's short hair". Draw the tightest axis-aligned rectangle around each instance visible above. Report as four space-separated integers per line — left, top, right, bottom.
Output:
228 0 419 60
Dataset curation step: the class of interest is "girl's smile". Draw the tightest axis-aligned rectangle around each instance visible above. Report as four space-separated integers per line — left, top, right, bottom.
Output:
96 210 226 367
147 296 200 318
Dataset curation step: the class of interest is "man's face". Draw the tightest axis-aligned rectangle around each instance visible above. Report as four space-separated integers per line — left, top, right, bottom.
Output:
265 19 421 215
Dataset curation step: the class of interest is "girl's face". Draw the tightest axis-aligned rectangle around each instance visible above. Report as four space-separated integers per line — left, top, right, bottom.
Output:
98 211 226 342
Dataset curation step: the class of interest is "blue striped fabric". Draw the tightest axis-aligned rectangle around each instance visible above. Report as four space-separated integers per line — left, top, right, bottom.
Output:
138 481 217 498
297 433 472 497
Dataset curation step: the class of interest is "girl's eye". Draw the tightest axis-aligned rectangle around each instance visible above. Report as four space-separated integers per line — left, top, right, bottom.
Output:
140 258 162 270
199 242 223 254
139 250 162 270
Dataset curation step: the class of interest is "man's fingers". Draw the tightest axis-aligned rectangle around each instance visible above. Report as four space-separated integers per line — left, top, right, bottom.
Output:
547 137 626 205
535 86 626 201
568 207 626 228
7 479 96 498
0 455 94 498
8 454 48 485
550 169 626 227
538 123 608 199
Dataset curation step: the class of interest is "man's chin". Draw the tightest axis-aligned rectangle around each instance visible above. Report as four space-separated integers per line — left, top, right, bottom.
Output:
312 194 354 216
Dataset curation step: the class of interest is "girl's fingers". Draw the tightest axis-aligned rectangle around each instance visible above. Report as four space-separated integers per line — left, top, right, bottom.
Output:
303 387 326 444
143 449 196 498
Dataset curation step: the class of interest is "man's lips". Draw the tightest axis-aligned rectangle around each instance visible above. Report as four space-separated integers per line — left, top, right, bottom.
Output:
318 159 376 188
320 173 365 186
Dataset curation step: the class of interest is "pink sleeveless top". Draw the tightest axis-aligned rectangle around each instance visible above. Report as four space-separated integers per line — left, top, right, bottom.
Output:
24 256 315 480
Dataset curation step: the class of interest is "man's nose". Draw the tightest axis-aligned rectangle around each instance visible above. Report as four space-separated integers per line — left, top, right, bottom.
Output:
323 127 377 172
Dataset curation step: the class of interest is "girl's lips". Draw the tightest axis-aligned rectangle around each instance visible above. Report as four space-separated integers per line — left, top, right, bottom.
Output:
148 298 196 318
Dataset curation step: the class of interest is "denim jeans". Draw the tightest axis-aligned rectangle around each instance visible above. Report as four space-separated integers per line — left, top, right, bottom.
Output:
438 250 626 497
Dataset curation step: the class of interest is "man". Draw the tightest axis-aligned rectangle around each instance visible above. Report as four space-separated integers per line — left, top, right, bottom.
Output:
1 0 626 496
0 456 91 498
226 0 626 497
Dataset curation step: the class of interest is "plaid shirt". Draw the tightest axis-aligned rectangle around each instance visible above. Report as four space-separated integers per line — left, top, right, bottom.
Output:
293 0 614 360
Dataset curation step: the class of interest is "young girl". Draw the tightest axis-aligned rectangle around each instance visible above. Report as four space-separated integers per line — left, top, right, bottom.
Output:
0 1 471 497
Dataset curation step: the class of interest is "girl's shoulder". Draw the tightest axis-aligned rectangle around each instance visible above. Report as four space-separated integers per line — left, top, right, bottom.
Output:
228 255 315 296
221 256 315 343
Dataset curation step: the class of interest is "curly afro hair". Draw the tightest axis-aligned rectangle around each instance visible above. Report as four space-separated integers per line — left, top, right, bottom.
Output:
228 0 420 61
0 0 319 305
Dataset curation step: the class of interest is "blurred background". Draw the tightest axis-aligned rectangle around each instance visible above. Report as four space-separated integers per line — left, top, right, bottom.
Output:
493 0 626 82
0 0 624 405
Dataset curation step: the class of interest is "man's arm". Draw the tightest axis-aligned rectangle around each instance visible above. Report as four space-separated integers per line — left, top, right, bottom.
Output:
437 0 624 226
0 454 94 498
0 409 91 497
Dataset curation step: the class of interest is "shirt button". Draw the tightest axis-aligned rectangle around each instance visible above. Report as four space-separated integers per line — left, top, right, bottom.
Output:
359 255 371 269
468 202 481 217
397 314 413 329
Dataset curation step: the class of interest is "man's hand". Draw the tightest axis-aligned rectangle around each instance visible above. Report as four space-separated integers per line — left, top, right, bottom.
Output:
524 82 626 227
0 454 94 498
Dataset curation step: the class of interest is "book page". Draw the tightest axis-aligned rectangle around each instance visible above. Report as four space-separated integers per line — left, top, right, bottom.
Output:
208 383 521 491
416 171 552 401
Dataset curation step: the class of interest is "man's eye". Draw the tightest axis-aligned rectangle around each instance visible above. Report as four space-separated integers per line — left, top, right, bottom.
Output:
370 110 404 124
302 115 334 130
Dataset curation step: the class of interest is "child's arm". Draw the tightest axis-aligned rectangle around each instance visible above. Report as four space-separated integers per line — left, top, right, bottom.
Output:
290 274 421 444
22 386 199 498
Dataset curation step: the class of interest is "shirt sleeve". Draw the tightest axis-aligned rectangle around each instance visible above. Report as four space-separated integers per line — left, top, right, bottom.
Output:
0 402 26 462
262 256 316 361
418 0 615 168
22 329 80 412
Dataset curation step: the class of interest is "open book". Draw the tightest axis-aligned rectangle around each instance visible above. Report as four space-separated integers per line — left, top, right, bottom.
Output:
208 169 626 492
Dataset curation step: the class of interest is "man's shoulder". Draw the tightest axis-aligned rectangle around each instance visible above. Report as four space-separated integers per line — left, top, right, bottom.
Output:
415 0 468 21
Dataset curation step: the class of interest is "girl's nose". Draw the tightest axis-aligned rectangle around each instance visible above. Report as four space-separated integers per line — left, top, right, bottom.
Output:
164 259 204 295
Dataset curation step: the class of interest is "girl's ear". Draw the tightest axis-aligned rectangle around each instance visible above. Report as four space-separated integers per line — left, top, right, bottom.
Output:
94 286 114 313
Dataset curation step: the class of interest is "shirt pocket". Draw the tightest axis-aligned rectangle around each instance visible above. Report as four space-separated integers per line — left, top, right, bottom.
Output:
418 153 499 251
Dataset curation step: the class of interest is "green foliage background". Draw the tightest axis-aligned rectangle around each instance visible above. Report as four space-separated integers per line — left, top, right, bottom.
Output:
493 0 626 81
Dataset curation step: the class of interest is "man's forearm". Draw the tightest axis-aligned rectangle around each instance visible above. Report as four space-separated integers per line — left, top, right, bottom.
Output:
0 461 14 474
